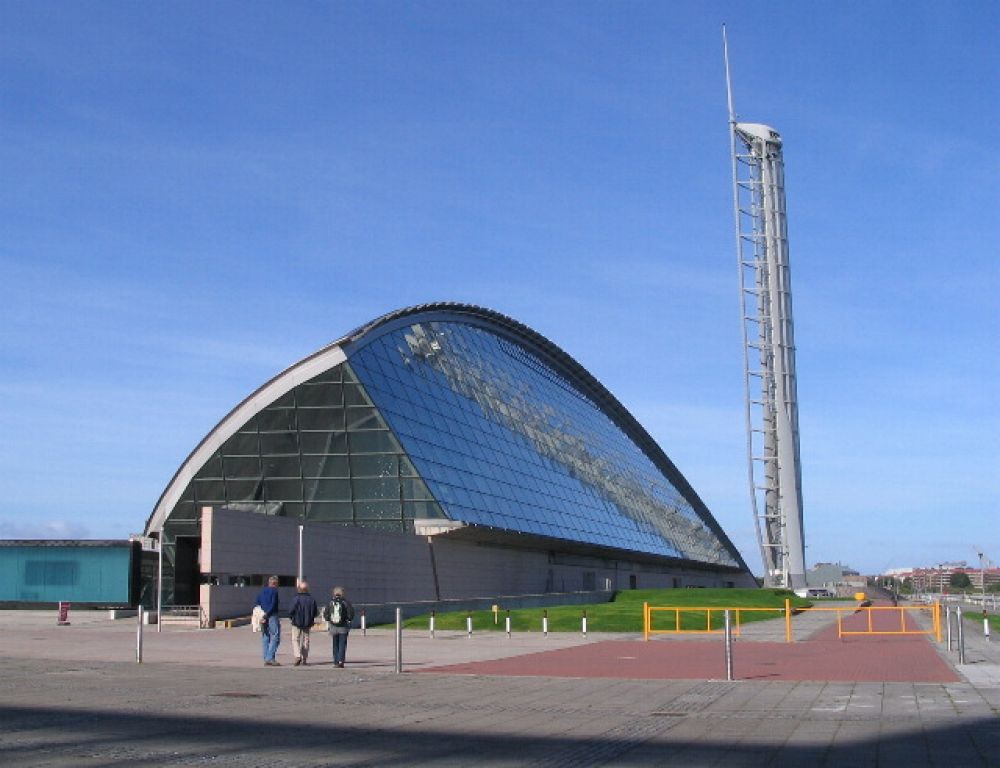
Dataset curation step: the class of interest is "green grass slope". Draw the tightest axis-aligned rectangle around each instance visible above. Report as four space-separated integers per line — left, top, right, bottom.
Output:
392 588 811 633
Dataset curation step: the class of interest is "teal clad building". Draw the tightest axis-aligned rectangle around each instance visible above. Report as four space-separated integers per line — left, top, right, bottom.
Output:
0 540 141 606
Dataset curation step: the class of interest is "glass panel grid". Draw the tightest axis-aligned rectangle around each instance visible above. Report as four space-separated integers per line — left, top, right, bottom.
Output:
350 322 736 566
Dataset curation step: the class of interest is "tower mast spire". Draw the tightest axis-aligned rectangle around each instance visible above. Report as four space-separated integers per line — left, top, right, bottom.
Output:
725 27 807 589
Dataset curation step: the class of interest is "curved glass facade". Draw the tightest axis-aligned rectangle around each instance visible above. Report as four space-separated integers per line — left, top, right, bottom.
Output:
349 319 735 565
151 304 746 603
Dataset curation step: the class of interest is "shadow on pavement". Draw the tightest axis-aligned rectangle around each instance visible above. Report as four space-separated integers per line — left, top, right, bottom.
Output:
2 702 999 766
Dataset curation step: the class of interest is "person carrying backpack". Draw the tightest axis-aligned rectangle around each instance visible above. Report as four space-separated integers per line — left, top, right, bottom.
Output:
323 585 355 668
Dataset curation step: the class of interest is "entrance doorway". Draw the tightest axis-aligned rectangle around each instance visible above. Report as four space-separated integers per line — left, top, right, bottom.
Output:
173 536 201 605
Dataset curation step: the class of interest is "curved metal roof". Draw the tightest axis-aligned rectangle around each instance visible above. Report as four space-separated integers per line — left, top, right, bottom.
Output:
145 302 749 572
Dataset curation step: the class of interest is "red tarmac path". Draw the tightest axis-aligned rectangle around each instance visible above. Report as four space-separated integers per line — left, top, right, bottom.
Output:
421 604 959 683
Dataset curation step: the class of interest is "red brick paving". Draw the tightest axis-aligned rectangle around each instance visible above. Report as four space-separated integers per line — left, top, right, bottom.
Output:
420 635 957 682
421 604 958 683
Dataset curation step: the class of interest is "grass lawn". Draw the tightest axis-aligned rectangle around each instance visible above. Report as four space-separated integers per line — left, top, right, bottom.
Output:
963 611 1000 635
390 588 812 633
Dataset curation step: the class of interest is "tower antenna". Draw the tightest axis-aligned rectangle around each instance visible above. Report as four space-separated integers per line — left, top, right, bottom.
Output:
723 24 736 127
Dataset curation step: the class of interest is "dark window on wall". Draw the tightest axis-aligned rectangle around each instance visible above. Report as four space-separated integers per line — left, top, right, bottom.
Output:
221 433 258 456
260 432 298 455
297 383 343 407
299 432 347 454
305 502 354 521
301 454 349 477
257 409 297 432
303 478 351 501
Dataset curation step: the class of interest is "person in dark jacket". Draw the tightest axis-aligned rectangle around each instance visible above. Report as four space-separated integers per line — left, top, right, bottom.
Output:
288 580 319 666
255 575 282 666
322 586 355 668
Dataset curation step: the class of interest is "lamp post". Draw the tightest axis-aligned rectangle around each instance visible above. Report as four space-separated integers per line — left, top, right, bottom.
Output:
297 525 304 583
980 551 986 603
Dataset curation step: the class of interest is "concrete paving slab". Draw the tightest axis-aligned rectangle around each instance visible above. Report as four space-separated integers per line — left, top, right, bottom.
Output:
2 608 999 766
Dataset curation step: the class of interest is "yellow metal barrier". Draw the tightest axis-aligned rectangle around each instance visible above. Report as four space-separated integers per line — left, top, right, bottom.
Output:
642 601 943 643
643 601 785 640
833 604 938 638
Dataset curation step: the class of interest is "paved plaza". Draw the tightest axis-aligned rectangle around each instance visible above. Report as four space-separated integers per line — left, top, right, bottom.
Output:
1 605 998 766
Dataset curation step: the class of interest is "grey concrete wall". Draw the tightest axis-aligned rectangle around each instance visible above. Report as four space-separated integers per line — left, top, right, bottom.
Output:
198 507 754 621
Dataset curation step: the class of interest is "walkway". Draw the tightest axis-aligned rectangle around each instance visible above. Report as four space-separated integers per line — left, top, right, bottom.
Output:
0 607 997 766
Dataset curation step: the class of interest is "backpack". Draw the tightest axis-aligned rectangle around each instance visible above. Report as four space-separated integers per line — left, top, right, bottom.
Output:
330 599 343 625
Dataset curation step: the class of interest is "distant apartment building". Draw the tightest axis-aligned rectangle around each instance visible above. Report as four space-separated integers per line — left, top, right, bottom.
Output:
888 564 1000 592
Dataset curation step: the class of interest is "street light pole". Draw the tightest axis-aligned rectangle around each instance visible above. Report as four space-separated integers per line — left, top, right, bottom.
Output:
980 552 986 602
298 524 304 583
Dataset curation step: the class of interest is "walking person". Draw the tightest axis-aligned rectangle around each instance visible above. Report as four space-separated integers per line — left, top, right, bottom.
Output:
255 575 282 666
288 580 319 666
323 586 355 668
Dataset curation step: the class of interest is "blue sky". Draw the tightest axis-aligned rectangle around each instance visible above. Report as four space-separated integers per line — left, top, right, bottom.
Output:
2 2 997 575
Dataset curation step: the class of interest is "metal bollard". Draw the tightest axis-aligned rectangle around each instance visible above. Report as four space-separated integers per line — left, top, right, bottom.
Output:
543 610 548 637
136 606 144 664
723 609 733 681
946 605 953 651
582 609 587 637
429 610 435 639
957 606 966 665
394 607 402 674
984 609 991 642
361 608 367 637
505 610 511 638
466 613 473 638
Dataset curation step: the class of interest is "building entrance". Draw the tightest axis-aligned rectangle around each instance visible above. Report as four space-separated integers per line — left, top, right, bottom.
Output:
173 536 201 605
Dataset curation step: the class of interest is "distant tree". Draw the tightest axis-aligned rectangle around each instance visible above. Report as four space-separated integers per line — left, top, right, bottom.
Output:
949 572 972 590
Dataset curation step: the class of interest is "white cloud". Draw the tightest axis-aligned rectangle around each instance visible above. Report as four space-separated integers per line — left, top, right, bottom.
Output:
0 518 92 539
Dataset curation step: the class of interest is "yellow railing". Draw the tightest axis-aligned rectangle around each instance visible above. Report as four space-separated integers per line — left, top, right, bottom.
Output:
642 601 784 640
643 600 943 643
829 604 940 639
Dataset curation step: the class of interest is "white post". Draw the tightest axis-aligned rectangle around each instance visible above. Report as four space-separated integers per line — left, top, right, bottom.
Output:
466 614 473 638
957 606 966 664
582 610 587 637
297 524 304 582
430 611 435 639
361 609 367 637
156 538 163 633
394 607 402 674
136 606 144 663
505 611 511 638
543 610 548 637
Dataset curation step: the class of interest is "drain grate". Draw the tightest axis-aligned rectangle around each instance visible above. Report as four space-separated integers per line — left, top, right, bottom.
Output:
212 692 263 698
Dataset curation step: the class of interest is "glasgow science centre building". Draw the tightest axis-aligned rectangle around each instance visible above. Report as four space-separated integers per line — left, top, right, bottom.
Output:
143 303 754 621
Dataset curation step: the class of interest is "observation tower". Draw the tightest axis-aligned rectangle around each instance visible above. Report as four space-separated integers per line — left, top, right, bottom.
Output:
724 29 806 589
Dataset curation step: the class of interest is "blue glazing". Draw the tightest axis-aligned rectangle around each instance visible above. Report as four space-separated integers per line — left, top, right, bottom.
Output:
349 320 736 566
